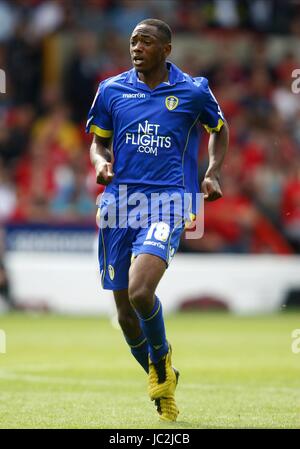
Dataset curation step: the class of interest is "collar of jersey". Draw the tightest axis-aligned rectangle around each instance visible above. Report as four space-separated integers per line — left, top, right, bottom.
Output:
124 61 186 91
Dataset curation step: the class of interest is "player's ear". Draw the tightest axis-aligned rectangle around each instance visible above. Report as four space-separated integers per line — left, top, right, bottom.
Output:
164 43 171 58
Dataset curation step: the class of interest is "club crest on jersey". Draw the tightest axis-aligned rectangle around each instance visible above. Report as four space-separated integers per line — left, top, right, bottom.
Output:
165 96 179 111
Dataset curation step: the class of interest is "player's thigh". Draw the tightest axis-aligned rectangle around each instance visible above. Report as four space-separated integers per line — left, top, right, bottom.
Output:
131 219 184 272
128 253 166 298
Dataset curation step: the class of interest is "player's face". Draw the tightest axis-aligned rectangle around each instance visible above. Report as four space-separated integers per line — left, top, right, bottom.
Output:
130 25 171 73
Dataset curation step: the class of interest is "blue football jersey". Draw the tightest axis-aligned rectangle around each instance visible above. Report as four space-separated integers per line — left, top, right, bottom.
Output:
86 61 224 215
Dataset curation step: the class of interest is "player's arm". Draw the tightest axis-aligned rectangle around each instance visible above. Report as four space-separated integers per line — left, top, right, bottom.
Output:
202 120 229 201
90 134 114 185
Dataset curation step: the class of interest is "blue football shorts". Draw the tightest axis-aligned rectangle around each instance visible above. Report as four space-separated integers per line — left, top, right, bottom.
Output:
96 185 188 290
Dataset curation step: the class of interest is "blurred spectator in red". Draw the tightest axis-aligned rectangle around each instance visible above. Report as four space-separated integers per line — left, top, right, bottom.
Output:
0 104 35 168
282 162 300 252
182 175 257 253
13 141 54 222
182 172 293 254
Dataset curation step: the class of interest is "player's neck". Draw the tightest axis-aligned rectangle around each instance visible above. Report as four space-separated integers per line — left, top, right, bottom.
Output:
137 64 169 90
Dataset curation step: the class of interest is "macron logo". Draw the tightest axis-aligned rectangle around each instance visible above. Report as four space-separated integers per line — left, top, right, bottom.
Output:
122 93 146 99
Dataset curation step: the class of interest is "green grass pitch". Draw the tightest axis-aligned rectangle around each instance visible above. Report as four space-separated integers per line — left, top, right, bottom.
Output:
0 311 299 429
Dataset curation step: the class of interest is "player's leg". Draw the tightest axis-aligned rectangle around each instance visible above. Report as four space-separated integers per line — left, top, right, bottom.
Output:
113 289 149 373
128 254 179 421
128 254 169 363
128 253 178 406
129 216 185 421
129 216 184 368
97 202 150 372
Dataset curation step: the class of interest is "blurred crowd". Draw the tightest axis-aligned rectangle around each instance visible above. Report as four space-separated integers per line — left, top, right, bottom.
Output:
0 0 300 254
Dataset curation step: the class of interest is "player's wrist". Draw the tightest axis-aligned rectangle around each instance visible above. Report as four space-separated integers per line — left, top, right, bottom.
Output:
204 169 220 181
95 157 109 171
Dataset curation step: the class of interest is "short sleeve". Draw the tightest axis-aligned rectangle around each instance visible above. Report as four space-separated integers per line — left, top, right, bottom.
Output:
86 82 113 138
198 78 225 133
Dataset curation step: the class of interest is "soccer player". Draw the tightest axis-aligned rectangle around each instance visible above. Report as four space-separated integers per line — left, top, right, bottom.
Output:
86 19 229 421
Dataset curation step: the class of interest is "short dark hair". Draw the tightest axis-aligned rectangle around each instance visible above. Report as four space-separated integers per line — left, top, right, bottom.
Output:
136 18 172 43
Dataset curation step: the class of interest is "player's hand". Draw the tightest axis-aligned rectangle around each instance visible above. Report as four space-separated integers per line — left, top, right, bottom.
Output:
95 161 114 185
201 175 223 201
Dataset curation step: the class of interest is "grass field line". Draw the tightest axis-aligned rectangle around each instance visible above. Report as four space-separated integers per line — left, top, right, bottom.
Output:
0 370 299 394
0 370 135 387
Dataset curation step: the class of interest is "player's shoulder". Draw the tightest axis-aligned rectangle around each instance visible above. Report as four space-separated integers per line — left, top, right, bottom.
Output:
183 73 210 96
98 70 131 94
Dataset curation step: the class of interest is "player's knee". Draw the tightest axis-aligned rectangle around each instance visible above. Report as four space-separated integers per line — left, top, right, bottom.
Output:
128 285 153 314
